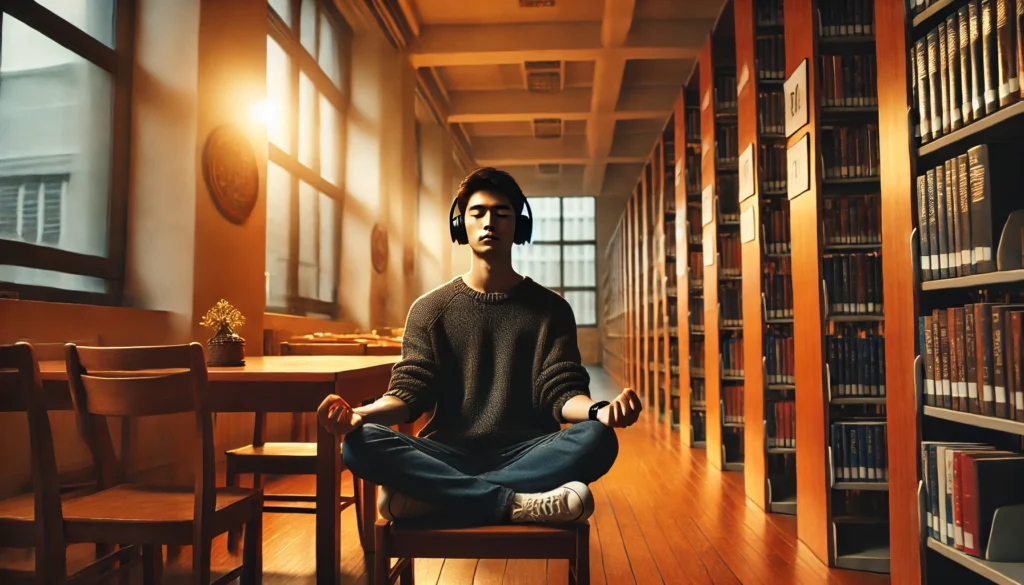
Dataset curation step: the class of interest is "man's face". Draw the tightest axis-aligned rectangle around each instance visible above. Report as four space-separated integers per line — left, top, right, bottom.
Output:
463 190 517 257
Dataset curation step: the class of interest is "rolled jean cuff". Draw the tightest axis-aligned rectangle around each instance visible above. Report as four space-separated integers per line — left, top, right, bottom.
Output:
491 486 515 523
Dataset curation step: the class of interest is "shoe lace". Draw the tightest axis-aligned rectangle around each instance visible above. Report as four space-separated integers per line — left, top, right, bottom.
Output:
515 490 569 521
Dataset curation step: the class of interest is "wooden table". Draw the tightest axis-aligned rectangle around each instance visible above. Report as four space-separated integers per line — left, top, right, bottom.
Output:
39 355 399 585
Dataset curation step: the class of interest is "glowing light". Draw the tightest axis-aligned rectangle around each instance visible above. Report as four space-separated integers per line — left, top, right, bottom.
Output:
249 99 280 126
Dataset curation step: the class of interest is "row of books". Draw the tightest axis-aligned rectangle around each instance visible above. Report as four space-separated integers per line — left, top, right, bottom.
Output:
723 385 745 424
818 0 875 38
766 332 796 384
685 107 700 143
667 301 678 326
921 441 1024 559
692 411 706 440
756 35 786 81
821 54 878 108
911 0 1022 144
717 124 739 164
763 204 792 254
720 286 743 326
758 91 786 136
831 421 889 483
821 124 880 180
767 400 795 448
689 253 704 282
823 253 884 315
691 298 705 329
764 257 794 319
691 381 705 406
827 327 887 397
916 144 1005 281
717 176 740 220
823 194 881 247
920 302 1024 419
666 265 677 290
720 233 742 275
756 0 784 28
687 206 701 241
722 337 745 378
685 152 701 194
715 74 738 111
760 143 787 192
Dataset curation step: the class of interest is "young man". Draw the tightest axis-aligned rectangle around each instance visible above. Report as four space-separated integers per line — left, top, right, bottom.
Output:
317 167 642 526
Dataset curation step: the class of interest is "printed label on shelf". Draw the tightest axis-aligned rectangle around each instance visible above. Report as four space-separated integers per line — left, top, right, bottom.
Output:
784 58 809 137
787 134 810 200
739 144 755 201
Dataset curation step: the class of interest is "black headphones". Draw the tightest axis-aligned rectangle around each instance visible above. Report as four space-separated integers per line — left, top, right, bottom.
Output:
449 194 534 246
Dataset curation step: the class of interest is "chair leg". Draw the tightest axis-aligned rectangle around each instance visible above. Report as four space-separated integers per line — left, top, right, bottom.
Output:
226 460 242 555
353 476 366 551
142 545 163 585
400 559 415 585
361 480 378 553
192 539 212 585
373 523 390 585
241 497 264 585
574 526 590 585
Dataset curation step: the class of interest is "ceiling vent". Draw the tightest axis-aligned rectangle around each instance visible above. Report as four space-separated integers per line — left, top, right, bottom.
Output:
520 0 555 6
533 118 563 139
538 164 561 175
525 60 563 93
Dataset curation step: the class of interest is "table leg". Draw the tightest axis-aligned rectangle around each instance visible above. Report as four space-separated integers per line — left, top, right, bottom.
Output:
316 422 341 585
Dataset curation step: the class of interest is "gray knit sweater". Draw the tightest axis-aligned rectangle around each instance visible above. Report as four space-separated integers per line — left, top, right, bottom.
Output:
383 275 592 450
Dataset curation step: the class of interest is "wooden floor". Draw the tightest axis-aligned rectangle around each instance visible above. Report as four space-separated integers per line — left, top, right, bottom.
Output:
6 367 891 584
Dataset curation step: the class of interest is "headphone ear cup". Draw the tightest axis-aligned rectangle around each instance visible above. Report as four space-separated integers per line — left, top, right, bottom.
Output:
456 213 468 245
517 216 532 244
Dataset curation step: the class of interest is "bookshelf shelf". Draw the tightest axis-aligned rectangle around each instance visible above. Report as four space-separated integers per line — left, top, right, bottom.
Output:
922 406 1024 437
826 314 885 322
768 447 796 454
832 482 889 491
768 383 796 390
927 539 1024 585
911 0 955 30
917 99 1024 158
766 318 794 324
823 243 882 252
830 397 887 405
724 422 745 428
834 546 891 574
920 269 1024 291
770 497 797 514
819 34 875 46
822 176 880 185
723 462 745 472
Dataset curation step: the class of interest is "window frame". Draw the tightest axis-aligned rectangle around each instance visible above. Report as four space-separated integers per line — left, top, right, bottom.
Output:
519 196 598 327
0 0 135 305
265 0 351 318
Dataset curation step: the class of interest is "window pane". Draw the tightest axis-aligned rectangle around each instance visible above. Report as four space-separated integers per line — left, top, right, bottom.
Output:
318 12 342 89
320 95 340 185
300 0 317 55
512 243 560 288
564 291 596 326
269 0 292 26
563 244 595 287
530 197 560 241
297 181 317 298
563 196 595 241
266 37 291 154
0 265 105 293
1 16 112 258
298 71 316 169
36 0 115 46
318 193 336 302
265 163 291 308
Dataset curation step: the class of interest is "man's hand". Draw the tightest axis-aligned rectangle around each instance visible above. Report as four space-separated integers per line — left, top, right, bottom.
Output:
596 388 642 428
317 394 364 435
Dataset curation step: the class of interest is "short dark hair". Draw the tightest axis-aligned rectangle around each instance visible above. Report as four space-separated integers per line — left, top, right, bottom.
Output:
456 167 525 216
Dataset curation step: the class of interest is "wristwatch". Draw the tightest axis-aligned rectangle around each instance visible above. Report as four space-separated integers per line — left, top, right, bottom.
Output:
589 400 610 421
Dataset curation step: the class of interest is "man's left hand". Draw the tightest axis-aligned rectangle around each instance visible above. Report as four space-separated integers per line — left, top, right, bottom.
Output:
597 387 642 428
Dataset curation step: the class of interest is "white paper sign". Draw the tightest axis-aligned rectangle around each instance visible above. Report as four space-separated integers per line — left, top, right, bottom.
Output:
702 89 711 111
784 59 809 137
739 144 755 201
703 232 715 266
701 136 710 159
787 134 810 200
740 206 756 243
737 63 750 96
701 185 714 226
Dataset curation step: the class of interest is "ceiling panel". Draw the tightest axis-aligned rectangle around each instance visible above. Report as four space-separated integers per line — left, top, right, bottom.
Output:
622 59 693 87
437 64 524 91
464 121 533 137
412 0 603 25
564 60 595 87
633 0 723 21
614 118 666 135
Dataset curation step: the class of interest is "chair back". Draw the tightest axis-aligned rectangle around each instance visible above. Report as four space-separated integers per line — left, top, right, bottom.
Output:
0 343 67 580
280 342 366 356
64 343 216 522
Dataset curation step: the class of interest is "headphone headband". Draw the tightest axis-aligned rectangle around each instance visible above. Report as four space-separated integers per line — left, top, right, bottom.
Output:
449 194 533 245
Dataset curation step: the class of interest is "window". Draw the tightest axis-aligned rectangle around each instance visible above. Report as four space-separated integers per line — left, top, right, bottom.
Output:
512 196 598 326
0 1 131 303
265 0 350 318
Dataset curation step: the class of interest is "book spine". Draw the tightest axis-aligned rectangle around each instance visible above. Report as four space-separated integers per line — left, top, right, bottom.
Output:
953 451 966 549
983 0 1001 114
996 0 1020 106
970 0 986 117
961 455 981 556
929 30 944 137
949 308 962 411
1017 0 1024 99
927 169 941 277
966 304 981 413
957 154 974 274
960 7 976 123
956 308 969 411
993 307 1007 417
948 159 963 277
1014 312 1024 420
948 15 965 130
980 303 995 415
936 164 951 279
940 310 953 408
917 39 933 142
925 316 937 405
940 22 952 135
967 145 996 272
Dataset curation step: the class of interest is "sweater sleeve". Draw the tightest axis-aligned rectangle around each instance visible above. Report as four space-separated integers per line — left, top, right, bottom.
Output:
383 299 438 422
535 300 591 423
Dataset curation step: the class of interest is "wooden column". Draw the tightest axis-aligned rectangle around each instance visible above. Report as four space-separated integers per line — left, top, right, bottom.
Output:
674 91 694 444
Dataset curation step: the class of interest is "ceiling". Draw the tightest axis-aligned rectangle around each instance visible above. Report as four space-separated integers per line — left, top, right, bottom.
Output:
404 0 724 197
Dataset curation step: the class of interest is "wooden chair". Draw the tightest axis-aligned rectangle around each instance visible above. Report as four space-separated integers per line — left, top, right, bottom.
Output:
373 519 590 585
0 342 140 585
63 343 263 584
365 344 402 356
224 341 374 553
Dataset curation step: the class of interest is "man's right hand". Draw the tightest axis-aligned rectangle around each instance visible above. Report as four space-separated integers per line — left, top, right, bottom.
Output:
317 394 364 435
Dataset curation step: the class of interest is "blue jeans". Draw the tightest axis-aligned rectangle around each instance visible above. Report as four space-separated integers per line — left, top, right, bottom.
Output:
342 420 619 526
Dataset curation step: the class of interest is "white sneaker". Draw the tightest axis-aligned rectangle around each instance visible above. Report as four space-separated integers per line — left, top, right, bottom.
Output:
509 481 594 524
377 486 436 521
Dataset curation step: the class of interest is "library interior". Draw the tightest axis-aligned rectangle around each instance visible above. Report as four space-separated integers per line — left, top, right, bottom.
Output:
3 0 1024 583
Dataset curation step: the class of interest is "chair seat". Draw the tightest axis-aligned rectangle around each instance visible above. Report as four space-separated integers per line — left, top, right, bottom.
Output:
379 519 586 560
226 442 318 458
225 442 334 475
0 487 97 547
60 484 259 545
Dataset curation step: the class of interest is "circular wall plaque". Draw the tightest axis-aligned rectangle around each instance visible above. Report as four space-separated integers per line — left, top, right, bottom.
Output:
203 124 259 225
371 223 388 274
